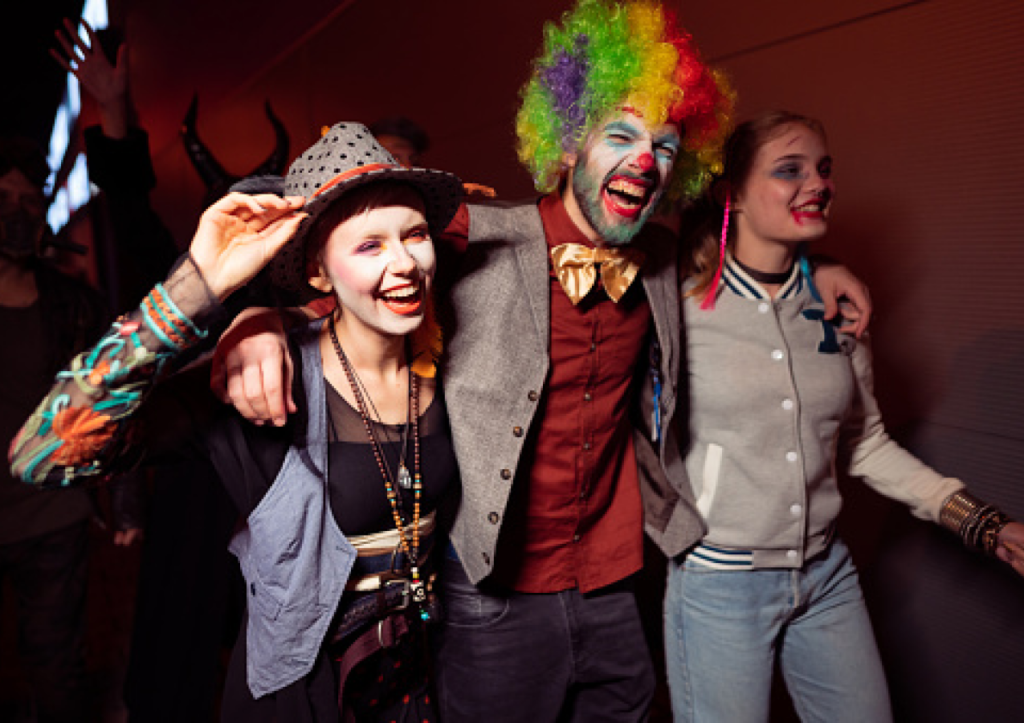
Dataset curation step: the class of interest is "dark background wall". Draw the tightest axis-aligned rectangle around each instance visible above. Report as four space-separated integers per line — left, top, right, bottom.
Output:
5 1 1023 720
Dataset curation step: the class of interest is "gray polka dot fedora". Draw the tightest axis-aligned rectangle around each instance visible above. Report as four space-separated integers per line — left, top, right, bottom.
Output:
269 121 463 291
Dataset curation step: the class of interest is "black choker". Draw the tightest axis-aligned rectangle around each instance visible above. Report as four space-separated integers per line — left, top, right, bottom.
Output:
733 257 794 285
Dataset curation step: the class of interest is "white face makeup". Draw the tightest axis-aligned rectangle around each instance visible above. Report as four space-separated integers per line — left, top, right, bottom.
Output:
734 123 834 251
566 109 681 246
311 199 436 342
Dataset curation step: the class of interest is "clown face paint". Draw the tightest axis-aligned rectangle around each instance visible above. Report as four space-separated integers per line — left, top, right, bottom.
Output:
565 110 681 246
734 123 834 254
311 199 436 342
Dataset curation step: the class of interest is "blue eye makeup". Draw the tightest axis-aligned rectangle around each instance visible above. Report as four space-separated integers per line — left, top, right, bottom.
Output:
770 163 806 180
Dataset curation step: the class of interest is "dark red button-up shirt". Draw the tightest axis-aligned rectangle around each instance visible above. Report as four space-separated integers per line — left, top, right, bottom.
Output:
444 194 650 593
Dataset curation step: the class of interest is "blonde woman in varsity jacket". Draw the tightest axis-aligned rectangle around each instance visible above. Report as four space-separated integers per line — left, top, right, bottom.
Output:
666 110 1024 723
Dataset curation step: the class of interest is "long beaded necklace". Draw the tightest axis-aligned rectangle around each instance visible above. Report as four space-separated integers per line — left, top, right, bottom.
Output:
328 317 431 620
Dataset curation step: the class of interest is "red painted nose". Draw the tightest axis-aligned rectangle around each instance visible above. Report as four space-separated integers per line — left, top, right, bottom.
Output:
636 152 655 172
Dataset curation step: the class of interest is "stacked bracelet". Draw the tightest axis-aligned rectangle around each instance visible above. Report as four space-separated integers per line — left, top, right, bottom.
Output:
939 490 1012 557
140 283 208 351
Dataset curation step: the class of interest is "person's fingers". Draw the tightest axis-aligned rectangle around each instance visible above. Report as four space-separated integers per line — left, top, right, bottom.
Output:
242 358 272 423
49 47 74 73
261 355 288 426
80 18 99 48
208 192 266 218
53 26 79 64
63 17 91 55
284 351 297 415
225 360 259 422
1003 540 1024 558
834 305 869 338
244 195 306 233
258 213 305 258
821 287 839 321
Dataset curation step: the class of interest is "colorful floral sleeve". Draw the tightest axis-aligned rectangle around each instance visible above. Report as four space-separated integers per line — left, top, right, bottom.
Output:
9 255 224 489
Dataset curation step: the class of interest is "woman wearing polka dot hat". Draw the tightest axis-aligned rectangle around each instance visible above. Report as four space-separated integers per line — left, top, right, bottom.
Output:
11 122 465 721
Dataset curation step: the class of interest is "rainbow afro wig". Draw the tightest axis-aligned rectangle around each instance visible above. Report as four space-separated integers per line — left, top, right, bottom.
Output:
516 0 734 201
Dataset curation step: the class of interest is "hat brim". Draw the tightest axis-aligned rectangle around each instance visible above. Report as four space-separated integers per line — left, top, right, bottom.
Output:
269 163 464 291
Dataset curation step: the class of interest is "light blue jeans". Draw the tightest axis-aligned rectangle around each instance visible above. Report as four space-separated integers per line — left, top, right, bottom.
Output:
664 539 892 723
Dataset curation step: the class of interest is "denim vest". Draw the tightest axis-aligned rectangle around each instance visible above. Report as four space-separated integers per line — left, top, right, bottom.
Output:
228 318 357 698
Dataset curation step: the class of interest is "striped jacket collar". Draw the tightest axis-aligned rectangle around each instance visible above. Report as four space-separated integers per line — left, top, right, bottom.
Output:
722 252 803 301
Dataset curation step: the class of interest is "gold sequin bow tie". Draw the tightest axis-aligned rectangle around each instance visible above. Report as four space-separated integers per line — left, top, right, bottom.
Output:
550 243 646 305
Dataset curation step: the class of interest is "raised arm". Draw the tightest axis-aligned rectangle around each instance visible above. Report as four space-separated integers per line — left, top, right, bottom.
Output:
52 18 128 140
9 194 304 487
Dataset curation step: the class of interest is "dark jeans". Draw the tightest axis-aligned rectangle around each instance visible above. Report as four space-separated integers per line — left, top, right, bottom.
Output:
433 554 654 723
0 521 89 723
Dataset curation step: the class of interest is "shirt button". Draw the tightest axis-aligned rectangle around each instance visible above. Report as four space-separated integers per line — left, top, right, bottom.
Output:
758 302 770 314
582 442 591 451
500 468 512 480
786 451 798 463
786 550 798 560
782 399 794 411
583 392 592 402
573 534 581 543
790 504 802 516
513 426 524 437
772 349 784 361
528 390 539 402
488 512 500 524
590 342 597 351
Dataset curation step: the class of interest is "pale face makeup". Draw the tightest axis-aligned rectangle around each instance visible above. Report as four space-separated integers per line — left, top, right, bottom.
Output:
565 109 681 246
310 198 436 342
733 123 834 262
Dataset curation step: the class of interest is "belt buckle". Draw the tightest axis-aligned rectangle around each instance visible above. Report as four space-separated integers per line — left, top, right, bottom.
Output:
383 578 411 611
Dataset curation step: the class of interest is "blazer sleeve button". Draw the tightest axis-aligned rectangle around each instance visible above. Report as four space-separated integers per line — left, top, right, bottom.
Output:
500 469 512 480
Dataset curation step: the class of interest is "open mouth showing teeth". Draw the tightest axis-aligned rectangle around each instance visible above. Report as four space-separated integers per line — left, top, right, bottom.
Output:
381 285 420 302
606 177 651 212
379 284 424 315
794 201 827 213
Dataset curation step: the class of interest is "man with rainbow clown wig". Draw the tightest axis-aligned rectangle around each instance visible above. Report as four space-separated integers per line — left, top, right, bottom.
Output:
214 1 872 720
422 7 741 720
421 2 861 719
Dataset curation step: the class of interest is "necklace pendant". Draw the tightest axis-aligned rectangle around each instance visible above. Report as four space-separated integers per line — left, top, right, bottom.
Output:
398 465 412 489
409 577 427 604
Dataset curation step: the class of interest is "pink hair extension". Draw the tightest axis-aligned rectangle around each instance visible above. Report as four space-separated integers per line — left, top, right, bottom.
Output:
700 195 730 310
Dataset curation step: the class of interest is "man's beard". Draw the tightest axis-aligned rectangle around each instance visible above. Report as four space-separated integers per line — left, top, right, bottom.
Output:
571 168 660 247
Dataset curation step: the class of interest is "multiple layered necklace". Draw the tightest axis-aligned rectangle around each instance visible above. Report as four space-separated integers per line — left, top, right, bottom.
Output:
328 316 431 620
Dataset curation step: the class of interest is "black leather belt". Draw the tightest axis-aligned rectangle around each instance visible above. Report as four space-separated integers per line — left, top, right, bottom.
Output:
330 578 414 645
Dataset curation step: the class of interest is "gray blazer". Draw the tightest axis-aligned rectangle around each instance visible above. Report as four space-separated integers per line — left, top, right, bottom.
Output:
439 199 703 585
